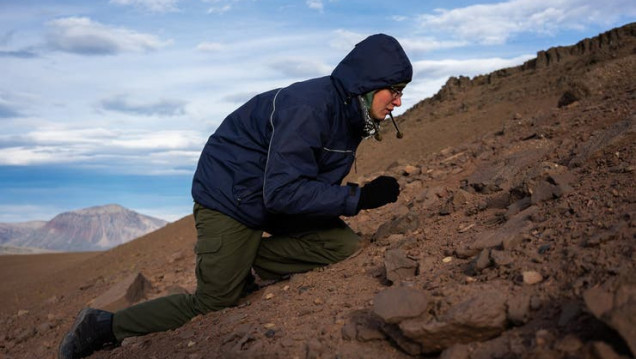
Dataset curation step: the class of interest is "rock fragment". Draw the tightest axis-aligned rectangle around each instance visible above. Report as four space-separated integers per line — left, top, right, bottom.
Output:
373 287 430 324
522 271 543 285
583 285 636 356
393 290 508 354
507 294 531 325
384 249 419 283
90 272 152 312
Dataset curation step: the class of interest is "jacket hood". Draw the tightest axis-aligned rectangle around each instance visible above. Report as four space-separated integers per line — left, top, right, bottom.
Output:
331 34 412 99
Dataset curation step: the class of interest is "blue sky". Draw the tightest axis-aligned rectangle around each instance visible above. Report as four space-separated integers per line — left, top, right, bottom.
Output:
0 0 634 223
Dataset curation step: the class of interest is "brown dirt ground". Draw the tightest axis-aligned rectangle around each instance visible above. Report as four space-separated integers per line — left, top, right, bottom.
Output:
1 24 634 359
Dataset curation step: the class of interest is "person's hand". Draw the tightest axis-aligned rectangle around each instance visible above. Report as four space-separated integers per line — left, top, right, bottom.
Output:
357 176 400 211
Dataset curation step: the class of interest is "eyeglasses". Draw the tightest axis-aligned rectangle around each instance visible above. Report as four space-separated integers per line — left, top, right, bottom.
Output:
388 86 404 100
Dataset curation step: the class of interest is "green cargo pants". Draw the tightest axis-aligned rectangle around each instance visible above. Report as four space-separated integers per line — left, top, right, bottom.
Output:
112 203 360 340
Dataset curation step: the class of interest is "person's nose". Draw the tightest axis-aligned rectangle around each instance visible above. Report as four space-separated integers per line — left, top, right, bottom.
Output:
392 96 402 107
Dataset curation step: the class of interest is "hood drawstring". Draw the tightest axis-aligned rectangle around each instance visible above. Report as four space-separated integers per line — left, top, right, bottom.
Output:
389 112 403 139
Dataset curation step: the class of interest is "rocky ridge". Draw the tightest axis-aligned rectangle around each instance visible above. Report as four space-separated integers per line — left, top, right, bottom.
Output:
0 23 634 359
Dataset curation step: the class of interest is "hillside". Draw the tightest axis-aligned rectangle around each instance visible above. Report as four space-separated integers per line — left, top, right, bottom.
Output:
0 23 634 359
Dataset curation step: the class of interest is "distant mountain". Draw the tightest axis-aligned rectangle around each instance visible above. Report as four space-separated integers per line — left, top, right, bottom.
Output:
0 221 46 245
1 204 168 252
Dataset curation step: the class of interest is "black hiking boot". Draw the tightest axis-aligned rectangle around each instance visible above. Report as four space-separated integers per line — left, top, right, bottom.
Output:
58 308 118 359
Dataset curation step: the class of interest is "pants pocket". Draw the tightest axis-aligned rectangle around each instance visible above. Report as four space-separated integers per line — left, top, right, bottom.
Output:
195 236 223 285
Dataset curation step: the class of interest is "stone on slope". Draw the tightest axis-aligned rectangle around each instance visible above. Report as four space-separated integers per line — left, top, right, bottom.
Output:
583 284 636 356
396 290 508 354
373 287 430 324
90 272 152 312
384 249 419 283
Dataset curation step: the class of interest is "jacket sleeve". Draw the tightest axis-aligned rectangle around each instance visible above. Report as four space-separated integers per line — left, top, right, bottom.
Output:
263 101 360 217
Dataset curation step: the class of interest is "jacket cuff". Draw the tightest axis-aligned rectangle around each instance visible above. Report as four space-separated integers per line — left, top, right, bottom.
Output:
343 183 361 216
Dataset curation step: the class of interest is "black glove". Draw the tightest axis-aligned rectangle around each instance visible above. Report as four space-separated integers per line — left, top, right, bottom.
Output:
357 176 400 211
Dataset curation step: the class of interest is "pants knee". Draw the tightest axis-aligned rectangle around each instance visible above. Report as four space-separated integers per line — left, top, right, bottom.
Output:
327 232 360 262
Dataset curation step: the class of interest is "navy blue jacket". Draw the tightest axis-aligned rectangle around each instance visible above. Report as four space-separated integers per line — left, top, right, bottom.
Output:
192 34 412 228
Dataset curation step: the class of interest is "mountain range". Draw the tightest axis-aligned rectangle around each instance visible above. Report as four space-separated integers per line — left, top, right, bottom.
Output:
0 204 168 253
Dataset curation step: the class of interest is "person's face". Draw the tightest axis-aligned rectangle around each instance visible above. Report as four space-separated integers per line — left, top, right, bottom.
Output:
369 87 403 120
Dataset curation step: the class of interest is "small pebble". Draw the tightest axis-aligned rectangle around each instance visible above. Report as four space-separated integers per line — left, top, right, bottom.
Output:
523 271 543 285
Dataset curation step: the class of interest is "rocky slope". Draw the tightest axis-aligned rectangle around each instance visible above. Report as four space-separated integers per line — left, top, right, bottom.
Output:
0 23 634 359
2 204 168 252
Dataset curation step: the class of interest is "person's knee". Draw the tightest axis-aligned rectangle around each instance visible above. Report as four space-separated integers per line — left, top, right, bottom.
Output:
341 233 361 258
326 231 360 262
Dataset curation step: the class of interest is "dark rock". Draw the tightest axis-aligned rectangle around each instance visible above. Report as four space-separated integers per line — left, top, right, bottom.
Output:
373 287 430 324
558 301 581 327
384 249 419 283
490 250 514 267
341 321 357 341
373 212 420 241
502 233 527 250
91 272 152 312
473 206 538 251
557 90 581 108
473 249 492 272
486 192 512 209
455 247 480 259
505 197 532 218
357 326 385 342
507 293 531 325
531 180 558 204
381 323 423 356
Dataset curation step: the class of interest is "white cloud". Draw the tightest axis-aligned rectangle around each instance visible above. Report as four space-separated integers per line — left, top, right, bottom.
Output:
419 0 635 45
401 37 468 53
0 127 203 172
222 92 259 104
307 0 324 12
412 55 534 80
329 30 366 51
99 95 186 116
110 131 200 150
0 146 88 166
109 0 181 13
46 17 171 55
196 41 224 52
268 58 332 78
392 15 408 22
207 4 232 14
